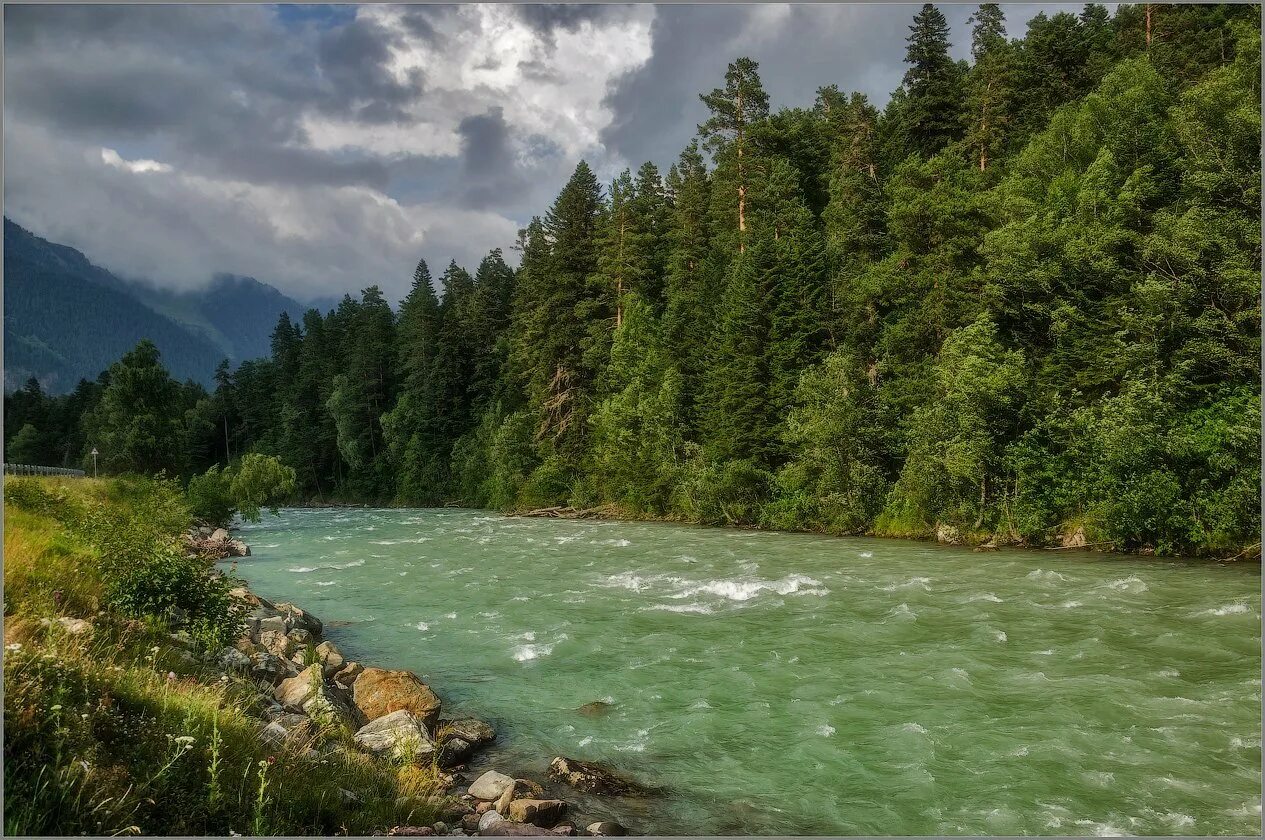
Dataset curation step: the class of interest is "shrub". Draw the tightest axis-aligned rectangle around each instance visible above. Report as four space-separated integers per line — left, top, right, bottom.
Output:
186 454 297 526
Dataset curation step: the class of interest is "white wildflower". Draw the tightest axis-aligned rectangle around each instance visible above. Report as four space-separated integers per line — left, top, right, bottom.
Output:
51 704 63 712
5 643 22 652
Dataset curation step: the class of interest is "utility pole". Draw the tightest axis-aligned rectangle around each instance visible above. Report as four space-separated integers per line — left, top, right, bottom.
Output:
90 447 99 478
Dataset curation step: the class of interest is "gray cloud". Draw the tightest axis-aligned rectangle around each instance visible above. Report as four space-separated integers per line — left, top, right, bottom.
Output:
4 3 1103 305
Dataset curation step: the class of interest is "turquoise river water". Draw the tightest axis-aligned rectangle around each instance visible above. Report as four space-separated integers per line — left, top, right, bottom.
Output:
234 508 1261 836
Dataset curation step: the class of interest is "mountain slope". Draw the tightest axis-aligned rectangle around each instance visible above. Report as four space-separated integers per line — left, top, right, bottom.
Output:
3 219 310 392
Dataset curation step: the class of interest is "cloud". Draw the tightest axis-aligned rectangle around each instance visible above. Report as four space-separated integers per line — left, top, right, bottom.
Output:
4 2 1102 306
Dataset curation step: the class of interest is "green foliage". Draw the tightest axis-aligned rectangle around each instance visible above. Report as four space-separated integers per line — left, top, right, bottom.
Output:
186 454 296 525
185 467 235 526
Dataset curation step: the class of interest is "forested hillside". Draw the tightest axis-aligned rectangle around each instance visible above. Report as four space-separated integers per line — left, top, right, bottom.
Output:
8 4 1260 557
3 220 307 391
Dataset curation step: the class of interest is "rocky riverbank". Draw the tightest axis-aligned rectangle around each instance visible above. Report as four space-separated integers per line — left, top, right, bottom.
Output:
204 527 639 837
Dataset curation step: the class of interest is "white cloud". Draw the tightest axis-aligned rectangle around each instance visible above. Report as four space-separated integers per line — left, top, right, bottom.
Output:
100 147 173 174
7 122 518 301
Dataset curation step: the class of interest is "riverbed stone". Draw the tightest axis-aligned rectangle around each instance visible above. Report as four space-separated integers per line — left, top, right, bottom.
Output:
507 800 565 828
585 823 627 837
576 701 613 717
461 814 482 834
226 539 251 557
469 770 515 801
353 709 435 761
443 717 496 746
478 811 505 833
353 667 441 726
493 782 515 815
513 779 544 800
288 628 313 645
480 823 566 837
547 757 646 796
440 736 474 767
210 528 230 543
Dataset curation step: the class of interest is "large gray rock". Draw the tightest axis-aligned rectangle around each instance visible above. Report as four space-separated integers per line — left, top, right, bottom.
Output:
251 650 299 685
226 539 251 557
259 629 296 659
210 527 230 542
260 712 314 745
275 664 361 729
478 811 505 833
218 646 252 672
353 709 435 761
333 660 364 688
469 770 515 801
586 823 627 837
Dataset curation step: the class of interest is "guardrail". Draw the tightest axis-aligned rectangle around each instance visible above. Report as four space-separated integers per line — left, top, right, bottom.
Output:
3 464 87 477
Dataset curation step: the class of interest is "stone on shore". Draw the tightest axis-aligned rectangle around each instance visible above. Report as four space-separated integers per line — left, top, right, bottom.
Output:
506 799 565 827
469 770 515 801
210 527 230 543
259 629 296 659
226 539 251 557
218 646 252 671
480 823 570 837
353 709 436 761
334 661 364 688
585 822 627 837
275 664 361 729
547 757 646 796
353 667 441 726
316 640 345 677
494 782 515 814
275 602 323 637
252 650 299 685
478 811 505 833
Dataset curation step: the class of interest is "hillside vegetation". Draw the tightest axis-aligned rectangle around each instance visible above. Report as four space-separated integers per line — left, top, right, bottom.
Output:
2 476 438 835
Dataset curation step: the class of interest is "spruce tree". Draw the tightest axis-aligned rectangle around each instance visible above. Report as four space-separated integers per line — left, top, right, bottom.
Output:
900 4 966 158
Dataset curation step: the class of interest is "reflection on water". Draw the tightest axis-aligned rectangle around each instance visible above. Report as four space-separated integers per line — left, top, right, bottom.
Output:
236 508 1262 836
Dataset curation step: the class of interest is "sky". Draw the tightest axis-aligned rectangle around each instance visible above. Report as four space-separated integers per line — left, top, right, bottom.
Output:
3 3 1088 305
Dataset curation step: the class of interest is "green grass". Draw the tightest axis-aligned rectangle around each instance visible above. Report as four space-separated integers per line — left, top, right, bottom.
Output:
3 476 447 835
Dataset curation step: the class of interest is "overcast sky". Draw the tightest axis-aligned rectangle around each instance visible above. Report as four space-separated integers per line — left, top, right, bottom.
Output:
4 3 1086 304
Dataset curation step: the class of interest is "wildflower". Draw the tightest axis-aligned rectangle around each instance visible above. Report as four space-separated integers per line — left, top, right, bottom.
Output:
267 755 277 765
5 643 21 652
51 704 63 712
81 713 89 720
220 675 229 683
167 671 177 682
174 736 195 746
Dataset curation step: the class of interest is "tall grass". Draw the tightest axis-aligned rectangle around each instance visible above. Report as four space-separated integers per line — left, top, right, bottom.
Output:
3 477 446 835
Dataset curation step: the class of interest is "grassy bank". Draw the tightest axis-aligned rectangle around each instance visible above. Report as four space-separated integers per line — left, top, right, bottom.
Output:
3 476 442 836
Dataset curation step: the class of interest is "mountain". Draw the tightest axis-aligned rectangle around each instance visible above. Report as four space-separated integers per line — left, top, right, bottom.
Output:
3 219 307 393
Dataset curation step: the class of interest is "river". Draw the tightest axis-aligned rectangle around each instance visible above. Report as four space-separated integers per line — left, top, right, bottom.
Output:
233 508 1261 836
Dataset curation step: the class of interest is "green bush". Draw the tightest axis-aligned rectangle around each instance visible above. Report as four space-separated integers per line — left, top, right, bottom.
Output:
186 454 297 526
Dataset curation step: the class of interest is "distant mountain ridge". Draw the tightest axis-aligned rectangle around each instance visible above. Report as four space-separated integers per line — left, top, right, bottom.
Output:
3 218 308 393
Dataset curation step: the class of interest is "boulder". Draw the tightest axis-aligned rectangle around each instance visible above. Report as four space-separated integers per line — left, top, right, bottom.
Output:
226 539 251 557
260 712 314 746
478 812 505 833
255 613 288 635
468 770 515 801
334 661 365 688
234 636 263 656
218 646 252 672
41 616 92 635
259 629 296 659
585 823 627 837
506 800 565 828
251 651 299 685
1062 525 1088 549
433 822 448 836
475 802 493 815
461 814 482 834
316 640 345 677
439 736 474 768
353 709 435 761
494 782 515 815
550 825 576 837
547 757 646 796
275 664 361 729
353 667 441 726
288 628 314 645
275 602 323 637
443 717 496 746
210 527 230 543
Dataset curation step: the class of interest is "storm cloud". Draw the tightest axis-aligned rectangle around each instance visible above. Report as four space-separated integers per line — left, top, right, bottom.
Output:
3 4 1086 303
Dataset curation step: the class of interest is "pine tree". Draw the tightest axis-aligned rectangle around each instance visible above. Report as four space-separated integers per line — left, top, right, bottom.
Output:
965 3 1015 171
699 57 770 252
900 4 966 158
